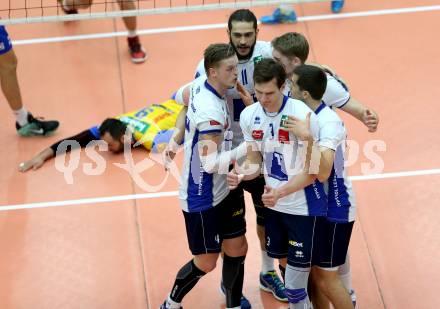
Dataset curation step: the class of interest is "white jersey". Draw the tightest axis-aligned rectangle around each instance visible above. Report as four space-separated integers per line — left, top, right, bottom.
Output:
240 96 326 216
196 41 273 148
284 71 350 108
179 76 231 212
313 102 356 223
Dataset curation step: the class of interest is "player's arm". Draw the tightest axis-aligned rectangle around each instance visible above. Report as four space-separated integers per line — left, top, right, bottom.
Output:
163 105 188 170
19 129 96 172
198 132 247 174
172 105 188 145
174 84 191 106
340 97 379 132
322 72 379 132
228 141 262 189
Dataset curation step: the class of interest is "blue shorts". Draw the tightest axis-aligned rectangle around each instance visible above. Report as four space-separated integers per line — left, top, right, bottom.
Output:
312 218 354 268
183 191 246 255
240 176 266 226
0 26 13 55
265 209 318 268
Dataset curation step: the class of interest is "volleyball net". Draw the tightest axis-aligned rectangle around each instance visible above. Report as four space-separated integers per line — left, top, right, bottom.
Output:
0 0 331 25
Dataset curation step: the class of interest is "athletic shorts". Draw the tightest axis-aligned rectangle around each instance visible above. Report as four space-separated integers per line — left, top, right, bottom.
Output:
0 26 13 55
183 191 246 255
264 208 318 268
312 218 354 268
239 176 266 226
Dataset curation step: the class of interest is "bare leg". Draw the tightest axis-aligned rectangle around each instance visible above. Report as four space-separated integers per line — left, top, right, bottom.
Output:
0 49 23 111
117 0 137 32
63 0 93 10
313 267 354 309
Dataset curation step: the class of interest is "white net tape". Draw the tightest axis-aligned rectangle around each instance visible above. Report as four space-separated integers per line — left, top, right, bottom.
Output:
0 0 330 25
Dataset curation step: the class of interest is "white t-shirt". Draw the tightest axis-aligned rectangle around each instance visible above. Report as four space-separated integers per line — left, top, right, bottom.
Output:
240 96 326 216
179 76 231 212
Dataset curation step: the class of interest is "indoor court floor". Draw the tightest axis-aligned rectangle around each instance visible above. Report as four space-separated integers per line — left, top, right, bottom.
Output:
1 0 439 308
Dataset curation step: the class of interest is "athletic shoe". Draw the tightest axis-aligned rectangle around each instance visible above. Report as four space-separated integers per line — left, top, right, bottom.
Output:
127 36 147 63
220 281 252 309
159 301 182 309
259 271 288 302
16 113 59 137
349 289 357 307
331 0 345 13
260 8 297 24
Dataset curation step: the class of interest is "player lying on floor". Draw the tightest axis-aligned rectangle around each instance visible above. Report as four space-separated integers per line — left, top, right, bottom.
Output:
19 98 186 172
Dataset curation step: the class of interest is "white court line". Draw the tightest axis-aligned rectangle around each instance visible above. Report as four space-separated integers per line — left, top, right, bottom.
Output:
11 5 440 46
1 168 439 211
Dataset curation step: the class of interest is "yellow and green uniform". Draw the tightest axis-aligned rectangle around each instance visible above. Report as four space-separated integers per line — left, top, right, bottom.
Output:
116 99 183 150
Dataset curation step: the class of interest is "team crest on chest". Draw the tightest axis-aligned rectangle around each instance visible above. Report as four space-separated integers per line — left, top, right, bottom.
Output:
279 115 290 143
280 115 289 128
253 55 263 65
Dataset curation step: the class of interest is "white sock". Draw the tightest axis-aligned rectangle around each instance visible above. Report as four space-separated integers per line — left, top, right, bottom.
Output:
261 250 275 274
166 295 181 309
13 107 29 126
280 4 294 13
127 30 137 38
338 256 353 292
61 0 72 10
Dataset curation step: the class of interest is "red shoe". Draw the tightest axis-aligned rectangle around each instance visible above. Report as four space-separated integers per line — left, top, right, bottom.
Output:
127 36 147 64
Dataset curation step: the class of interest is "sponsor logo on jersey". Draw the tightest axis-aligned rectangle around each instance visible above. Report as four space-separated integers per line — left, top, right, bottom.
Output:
210 120 221 126
252 130 264 140
254 116 261 124
295 251 304 258
278 129 289 143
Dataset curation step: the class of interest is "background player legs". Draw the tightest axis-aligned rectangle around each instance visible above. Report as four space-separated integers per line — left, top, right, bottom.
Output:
60 0 146 63
0 49 59 136
0 49 23 112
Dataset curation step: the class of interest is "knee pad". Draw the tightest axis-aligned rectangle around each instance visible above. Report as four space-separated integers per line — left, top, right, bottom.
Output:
285 288 307 304
285 264 310 303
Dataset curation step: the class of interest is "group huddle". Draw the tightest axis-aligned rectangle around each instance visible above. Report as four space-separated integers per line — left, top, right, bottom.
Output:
159 9 378 309
18 8 378 309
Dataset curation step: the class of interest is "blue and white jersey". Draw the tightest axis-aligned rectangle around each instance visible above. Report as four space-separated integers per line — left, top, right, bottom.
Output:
313 102 356 223
284 71 350 109
195 41 273 148
240 96 325 216
179 76 231 212
325 143 357 223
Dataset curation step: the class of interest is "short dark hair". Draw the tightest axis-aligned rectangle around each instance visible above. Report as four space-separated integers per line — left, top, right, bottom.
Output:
228 9 258 31
271 32 309 64
253 58 286 88
99 118 127 140
293 65 327 100
204 43 236 77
